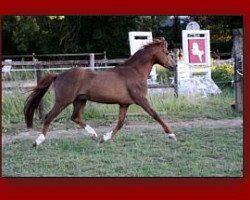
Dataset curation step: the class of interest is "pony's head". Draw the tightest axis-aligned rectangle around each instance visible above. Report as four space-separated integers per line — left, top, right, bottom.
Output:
153 38 177 71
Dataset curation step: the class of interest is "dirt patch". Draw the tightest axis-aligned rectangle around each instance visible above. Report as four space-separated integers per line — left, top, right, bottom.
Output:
2 118 243 145
123 117 243 131
171 118 243 129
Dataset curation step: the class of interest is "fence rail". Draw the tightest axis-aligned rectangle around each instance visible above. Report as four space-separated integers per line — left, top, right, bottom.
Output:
2 52 106 59
2 52 126 76
2 58 126 67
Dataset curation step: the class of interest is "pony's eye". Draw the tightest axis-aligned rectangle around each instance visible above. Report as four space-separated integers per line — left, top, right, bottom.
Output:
165 49 170 55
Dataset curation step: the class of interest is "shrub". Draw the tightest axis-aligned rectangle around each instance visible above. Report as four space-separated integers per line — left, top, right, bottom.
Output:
156 65 174 85
155 63 234 89
211 64 234 88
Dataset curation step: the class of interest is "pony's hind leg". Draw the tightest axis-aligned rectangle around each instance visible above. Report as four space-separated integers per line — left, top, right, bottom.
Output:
71 99 98 140
71 99 87 128
99 105 128 143
34 101 68 147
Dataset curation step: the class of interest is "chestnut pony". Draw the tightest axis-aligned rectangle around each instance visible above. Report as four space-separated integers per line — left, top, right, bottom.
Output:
24 38 177 146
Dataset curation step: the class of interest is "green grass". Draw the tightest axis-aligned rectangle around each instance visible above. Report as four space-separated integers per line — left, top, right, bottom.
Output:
2 68 243 177
2 126 243 177
2 88 241 134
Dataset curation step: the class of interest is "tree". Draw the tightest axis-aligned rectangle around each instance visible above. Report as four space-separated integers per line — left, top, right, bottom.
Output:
3 16 242 56
157 16 188 47
2 16 152 57
2 16 40 55
189 16 243 42
76 16 152 57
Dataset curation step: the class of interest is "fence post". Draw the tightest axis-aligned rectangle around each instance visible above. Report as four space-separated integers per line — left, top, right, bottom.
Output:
33 53 45 119
103 51 107 67
173 48 179 97
89 53 95 71
232 29 243 112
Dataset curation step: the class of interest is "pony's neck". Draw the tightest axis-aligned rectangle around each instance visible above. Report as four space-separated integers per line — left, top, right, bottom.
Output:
123 46 157 79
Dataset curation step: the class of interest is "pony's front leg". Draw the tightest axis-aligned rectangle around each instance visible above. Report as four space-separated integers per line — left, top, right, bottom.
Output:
99 105 129 143
136 97 177 141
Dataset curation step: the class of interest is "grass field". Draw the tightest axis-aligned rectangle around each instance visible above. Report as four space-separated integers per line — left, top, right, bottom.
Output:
2 87 243 177
2 125 243 177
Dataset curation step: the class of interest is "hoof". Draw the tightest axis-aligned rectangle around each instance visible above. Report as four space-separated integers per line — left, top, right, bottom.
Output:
91 135 99 142
166 133 177 141
32 142 37 147
97 134 105 145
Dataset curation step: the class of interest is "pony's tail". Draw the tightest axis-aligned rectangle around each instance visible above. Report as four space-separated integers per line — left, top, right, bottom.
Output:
24 73 57 128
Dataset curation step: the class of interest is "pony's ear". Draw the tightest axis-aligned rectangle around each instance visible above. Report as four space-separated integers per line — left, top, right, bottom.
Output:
153 37 166 43
153 37 169 53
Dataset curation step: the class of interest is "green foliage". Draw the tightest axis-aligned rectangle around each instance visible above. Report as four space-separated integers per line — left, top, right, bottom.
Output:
159 16 188 45
156 66 174 84
156 63 234 89
2 90 28 133
2 16 243 57
191 16 243 42
2 16 151 57
211 64 234 88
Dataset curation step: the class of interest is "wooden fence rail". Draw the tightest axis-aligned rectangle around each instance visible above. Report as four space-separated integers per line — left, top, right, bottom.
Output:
2 58 126 67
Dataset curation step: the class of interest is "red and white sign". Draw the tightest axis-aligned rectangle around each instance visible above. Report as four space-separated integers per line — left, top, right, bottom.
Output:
182 30 211 66
188 39 206 64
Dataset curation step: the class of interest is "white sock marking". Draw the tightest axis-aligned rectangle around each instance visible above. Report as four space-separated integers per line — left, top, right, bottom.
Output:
166 133 177 141
85 125 98 138
103 131 113 141
35 134 45 145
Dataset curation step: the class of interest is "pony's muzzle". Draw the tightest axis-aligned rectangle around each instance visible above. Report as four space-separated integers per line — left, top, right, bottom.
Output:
169 64 177 72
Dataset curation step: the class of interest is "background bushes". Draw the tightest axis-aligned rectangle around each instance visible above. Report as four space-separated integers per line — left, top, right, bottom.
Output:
156 63 234 89
211 64 234 88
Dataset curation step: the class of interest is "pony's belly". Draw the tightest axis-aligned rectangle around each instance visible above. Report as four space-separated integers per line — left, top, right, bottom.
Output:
88 92 133 104
87 84 133 104
84 71 134 104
